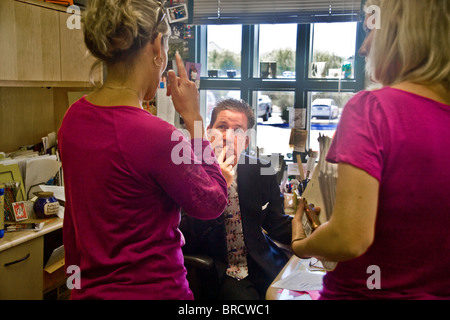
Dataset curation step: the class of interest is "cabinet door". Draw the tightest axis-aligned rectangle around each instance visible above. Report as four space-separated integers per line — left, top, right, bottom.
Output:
0 0 17 80
14 1 61 81
59 11 101 83
0 237 44 300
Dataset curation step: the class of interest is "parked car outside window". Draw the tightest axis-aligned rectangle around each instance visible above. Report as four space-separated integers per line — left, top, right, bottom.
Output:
311 98 339 119
258 95 272 121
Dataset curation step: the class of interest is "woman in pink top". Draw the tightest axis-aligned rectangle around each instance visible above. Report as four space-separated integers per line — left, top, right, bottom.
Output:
291 0 450 299
58 0 228 299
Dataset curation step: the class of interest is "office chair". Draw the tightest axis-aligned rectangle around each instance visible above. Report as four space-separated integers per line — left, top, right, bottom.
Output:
184 254 220 300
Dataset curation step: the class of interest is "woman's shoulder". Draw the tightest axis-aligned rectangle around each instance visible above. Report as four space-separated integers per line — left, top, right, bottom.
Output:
344 86 405 115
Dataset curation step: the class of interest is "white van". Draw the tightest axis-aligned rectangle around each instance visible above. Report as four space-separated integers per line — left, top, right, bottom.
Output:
311 98 339 119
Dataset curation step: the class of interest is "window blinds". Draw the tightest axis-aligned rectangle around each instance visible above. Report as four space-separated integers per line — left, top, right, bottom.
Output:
192 0 363 25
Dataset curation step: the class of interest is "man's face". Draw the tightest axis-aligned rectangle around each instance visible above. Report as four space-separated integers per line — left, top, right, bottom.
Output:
207 110 249 166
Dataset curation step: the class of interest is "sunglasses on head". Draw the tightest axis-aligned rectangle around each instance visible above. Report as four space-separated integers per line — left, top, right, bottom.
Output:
151 1 167 43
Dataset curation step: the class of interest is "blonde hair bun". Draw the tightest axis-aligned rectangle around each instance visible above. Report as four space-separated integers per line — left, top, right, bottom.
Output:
83 0 170 62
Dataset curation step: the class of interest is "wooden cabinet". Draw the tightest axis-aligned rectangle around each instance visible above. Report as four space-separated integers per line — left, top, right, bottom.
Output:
13 1 61 82
0 237 44 300
59 11 101 83
0 0 102 86
0 0 101 152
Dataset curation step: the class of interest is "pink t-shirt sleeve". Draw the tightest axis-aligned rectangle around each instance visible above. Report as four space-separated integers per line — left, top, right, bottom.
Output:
326 91 390 182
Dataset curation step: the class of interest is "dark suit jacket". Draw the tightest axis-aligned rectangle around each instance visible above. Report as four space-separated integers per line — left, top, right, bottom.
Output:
180 154 292 294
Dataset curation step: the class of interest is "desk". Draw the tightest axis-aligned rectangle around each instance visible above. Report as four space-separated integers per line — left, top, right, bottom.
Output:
266 255 323 300
0 217 63 300
0 217 63 252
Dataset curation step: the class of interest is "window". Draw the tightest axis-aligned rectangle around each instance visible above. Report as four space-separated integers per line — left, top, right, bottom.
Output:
207 25 242 78
204 89 241 125
308 91 356 156
197 22 365 158
310 22 358 79
258 24 297 79
255 90 294 156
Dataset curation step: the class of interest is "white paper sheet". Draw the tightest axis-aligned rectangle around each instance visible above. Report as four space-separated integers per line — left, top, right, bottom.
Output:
25 156 61 199
39 185 65 202
271 267 325 292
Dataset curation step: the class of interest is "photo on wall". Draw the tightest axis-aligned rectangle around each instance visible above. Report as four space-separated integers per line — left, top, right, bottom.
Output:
186 62 201 88
167 4 188 23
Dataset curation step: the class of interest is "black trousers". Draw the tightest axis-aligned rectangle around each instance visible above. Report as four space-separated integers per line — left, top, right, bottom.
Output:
217 276 263 300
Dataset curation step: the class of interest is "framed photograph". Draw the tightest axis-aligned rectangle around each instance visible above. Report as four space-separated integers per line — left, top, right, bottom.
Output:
167 4 188 23
260 62 277 79
184 24 195 39
186 62 201 88
12 201 28 221
170 23 184 40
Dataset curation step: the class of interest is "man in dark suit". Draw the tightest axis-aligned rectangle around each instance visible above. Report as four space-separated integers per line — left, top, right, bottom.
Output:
180 99 292 300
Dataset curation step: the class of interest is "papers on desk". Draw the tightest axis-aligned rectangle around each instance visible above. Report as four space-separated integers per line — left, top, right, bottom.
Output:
271 260 325 293
0 154 61 200
25 156 61 199
38 185 65 203
317 134 337 221
301 134 338 271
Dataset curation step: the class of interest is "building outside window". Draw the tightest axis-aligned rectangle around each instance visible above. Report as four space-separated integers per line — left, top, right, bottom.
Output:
207 25 242 78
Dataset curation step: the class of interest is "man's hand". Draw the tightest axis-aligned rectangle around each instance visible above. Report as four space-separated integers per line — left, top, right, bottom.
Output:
217 146 235 188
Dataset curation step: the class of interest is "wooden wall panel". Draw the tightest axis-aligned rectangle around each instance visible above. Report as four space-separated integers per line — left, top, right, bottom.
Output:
0 87 55 152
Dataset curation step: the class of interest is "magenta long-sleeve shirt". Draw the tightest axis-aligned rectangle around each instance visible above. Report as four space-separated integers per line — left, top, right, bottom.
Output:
322 88 450 299
58 97 228 300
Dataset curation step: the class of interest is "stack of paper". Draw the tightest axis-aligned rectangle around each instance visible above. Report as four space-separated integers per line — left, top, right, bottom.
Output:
301 134 338 271
317 134 338 221
316 134 338 271
271 259 325 300
1 155 61 200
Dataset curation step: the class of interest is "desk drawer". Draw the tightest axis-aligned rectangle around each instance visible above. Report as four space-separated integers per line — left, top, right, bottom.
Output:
0 237 44 300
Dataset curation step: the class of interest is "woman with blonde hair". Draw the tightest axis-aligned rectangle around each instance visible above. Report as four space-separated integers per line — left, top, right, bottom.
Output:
58 0 228 299
292 0 450 299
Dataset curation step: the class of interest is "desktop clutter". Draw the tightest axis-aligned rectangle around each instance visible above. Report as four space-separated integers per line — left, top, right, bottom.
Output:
281 149 318 216
0 132 64 238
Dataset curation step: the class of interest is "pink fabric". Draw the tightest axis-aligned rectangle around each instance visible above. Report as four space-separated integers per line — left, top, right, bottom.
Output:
58 97 228 300
322 87 450 299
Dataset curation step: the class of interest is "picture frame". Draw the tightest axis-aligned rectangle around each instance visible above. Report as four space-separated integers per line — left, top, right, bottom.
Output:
167 4 188 23
12 201 28 221
260 62 277 79
186 62 201 88
184 24 195 39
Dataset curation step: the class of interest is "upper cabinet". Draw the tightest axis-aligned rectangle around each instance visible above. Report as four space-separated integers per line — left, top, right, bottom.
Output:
0 0 102 86
59 10 102 83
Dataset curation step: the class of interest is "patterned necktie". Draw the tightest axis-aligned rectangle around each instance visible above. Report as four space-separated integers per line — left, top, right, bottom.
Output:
224 179 249 280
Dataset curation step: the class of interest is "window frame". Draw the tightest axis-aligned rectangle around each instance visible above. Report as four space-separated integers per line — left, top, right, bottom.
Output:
193 23 367 152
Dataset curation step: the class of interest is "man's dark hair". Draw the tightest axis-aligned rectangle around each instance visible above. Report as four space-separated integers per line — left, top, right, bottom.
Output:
209 98 256 130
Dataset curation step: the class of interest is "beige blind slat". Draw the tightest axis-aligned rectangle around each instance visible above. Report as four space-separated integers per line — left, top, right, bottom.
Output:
193 0 362 25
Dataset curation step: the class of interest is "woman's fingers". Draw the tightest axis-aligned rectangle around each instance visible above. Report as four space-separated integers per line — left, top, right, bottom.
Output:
174 51 189 81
